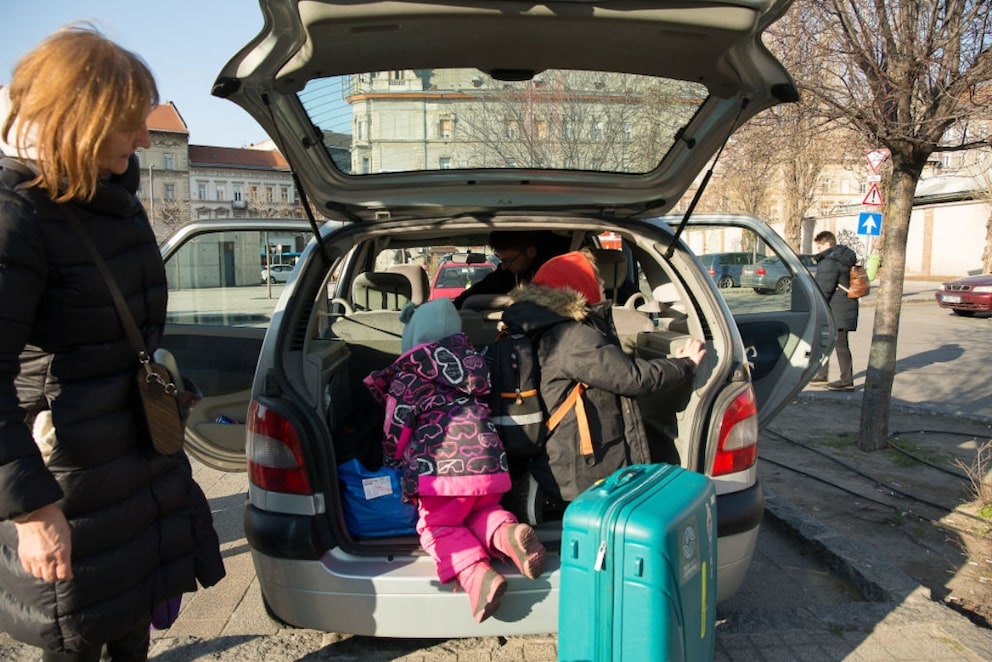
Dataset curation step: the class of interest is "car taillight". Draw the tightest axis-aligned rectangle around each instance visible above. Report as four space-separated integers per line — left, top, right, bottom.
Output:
708 267 715 276
712 387 759 476
246 400 312 494
755 268 766 276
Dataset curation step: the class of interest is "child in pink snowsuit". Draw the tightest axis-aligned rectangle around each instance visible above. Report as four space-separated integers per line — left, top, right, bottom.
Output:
363 298 546 622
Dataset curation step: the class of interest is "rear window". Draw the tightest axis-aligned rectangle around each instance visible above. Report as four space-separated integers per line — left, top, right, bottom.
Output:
299 68 707 176
436 265 494 288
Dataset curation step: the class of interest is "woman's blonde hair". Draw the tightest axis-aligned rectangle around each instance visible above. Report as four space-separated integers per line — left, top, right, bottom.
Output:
2 24 158 202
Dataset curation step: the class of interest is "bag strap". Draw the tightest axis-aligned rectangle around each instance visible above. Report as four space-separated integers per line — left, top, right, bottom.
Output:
62 207 164 387
546 382 593 456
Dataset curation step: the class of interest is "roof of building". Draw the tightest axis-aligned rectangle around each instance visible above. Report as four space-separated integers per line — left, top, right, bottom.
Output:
148 102 189 135
188 144 291 171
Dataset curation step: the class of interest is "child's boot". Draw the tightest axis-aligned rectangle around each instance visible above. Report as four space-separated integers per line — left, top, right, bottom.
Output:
457 561 507 623
492 522 547 580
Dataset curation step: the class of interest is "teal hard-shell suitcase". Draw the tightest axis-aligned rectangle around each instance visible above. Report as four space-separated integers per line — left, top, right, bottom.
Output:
558 464 717 662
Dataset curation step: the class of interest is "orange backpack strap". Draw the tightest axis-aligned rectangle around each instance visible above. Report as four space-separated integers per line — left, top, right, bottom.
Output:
546 382 593 456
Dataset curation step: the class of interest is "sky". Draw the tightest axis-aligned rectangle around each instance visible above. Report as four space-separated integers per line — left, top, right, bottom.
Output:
2 1 273 148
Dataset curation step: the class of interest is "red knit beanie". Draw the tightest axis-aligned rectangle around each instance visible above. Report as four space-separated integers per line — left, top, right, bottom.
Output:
532 251 602 304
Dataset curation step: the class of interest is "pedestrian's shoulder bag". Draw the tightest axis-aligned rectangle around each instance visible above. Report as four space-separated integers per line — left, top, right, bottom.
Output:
839 264 870 299
64 208 199 455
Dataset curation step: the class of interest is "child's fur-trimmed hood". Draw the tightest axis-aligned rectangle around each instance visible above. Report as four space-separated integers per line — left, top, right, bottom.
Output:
510 283 589 321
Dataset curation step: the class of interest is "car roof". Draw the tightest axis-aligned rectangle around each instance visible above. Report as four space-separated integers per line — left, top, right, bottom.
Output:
215 0 798 223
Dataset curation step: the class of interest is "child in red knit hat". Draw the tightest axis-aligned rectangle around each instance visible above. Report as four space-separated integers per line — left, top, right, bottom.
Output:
503 249 706 502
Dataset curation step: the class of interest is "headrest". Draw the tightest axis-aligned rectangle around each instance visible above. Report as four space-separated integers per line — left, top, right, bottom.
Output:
387 263 431 305
352 272 413 311
589 248 627 302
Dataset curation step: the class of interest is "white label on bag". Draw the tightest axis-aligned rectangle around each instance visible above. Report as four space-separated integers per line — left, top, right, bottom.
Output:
361 476 394 500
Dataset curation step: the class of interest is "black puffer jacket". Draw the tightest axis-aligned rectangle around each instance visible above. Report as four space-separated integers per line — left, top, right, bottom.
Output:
814 244 859 331
0 157 225 653
502 286 696 501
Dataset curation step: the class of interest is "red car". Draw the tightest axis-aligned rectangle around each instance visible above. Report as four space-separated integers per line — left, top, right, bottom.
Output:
429 257 496 300
935 273 992 316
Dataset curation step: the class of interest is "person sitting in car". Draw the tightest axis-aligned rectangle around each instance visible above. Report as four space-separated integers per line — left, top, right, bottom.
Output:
452 230 564 309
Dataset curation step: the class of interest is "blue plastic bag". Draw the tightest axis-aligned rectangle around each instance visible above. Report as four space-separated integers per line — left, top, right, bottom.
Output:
338 458 418 538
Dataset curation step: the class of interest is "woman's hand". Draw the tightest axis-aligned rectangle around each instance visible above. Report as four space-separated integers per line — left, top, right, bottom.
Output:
675 338 707 368
14 503 73 582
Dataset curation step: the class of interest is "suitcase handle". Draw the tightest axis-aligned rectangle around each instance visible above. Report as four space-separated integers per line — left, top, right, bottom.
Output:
604 465 646 491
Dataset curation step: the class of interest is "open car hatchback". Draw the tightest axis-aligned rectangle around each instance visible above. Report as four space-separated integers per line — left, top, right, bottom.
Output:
159 0 833 638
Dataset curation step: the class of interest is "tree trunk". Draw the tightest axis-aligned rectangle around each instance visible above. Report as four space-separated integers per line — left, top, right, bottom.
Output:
858 163 918 451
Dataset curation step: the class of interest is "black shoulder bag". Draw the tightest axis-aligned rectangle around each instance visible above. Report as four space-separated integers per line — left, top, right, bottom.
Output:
64 208 198 455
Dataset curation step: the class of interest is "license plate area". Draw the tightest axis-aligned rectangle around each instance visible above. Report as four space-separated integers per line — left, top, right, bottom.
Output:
942 294 962 303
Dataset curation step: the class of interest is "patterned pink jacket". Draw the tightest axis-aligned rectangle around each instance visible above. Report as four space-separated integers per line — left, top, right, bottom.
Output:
363 332 510 500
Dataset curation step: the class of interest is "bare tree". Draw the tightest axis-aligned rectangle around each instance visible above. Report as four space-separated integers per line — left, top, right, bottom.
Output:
798 0 992 450
455 71 700 173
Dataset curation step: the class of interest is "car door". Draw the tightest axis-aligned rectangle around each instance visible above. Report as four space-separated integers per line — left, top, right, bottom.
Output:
670 214 835 425
159 219 315 470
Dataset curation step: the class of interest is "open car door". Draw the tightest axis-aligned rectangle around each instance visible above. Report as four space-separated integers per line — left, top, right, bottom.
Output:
158 219 315 470
671 214 835 426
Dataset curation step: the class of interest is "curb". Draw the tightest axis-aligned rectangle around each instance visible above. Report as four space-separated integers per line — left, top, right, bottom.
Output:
794 391 992 427
763 489 992 658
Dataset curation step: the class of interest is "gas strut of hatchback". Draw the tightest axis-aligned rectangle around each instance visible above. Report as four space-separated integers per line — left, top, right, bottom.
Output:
665 99 748 259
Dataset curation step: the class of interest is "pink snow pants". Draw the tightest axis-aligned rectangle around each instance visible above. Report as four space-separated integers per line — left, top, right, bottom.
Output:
416 493 518 584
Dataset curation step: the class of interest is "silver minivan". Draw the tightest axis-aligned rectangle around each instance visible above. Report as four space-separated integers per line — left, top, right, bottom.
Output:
159 0 832 638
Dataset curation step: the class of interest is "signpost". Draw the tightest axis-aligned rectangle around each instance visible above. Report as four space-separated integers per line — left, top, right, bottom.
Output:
858 211 882 236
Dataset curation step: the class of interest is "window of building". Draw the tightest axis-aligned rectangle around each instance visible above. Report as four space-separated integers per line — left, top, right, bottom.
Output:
622 123 632 141
197 182 207 200
163 153 174 171
564 121 575 140
506 120 518 139
362 157 371 174
233 185 243 202
164 184 175 201
439 157 451 169
265 186 274 202
280 186 289 203
357 120 365 141
439 118 453 139
591 119 603 141
535 119 548 140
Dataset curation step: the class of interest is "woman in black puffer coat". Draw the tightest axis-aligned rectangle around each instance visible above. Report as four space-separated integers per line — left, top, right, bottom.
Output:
501 251 706 503
0 26 224 661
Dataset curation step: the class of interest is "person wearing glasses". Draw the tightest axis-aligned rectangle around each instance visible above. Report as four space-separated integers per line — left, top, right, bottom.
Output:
453 230 561 309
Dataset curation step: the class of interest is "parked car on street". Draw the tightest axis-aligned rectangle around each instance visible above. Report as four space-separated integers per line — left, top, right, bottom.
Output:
698 252 759 289
741 254 817 294
430 254 496 300
260 263 294 283
156 0 830 640
935 273 992 316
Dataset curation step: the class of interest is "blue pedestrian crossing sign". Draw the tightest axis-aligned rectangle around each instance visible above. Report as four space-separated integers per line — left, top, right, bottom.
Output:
858 212 882 236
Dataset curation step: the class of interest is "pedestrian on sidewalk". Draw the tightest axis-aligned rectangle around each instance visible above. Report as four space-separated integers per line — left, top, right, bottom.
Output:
811 230 859 391
0 24 225 662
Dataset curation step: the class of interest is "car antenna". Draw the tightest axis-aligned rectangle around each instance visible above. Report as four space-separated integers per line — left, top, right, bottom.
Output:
665 99 748 259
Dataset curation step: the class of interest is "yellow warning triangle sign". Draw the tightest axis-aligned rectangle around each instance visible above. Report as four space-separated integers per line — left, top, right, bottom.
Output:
862 183 884 206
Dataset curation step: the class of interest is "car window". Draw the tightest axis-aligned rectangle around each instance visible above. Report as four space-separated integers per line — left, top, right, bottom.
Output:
681 227 806 314
301 69 707 176
164 228 310 327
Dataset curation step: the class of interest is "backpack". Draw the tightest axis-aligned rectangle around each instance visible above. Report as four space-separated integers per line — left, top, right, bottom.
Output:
840 264 870 299
484 327 590 459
